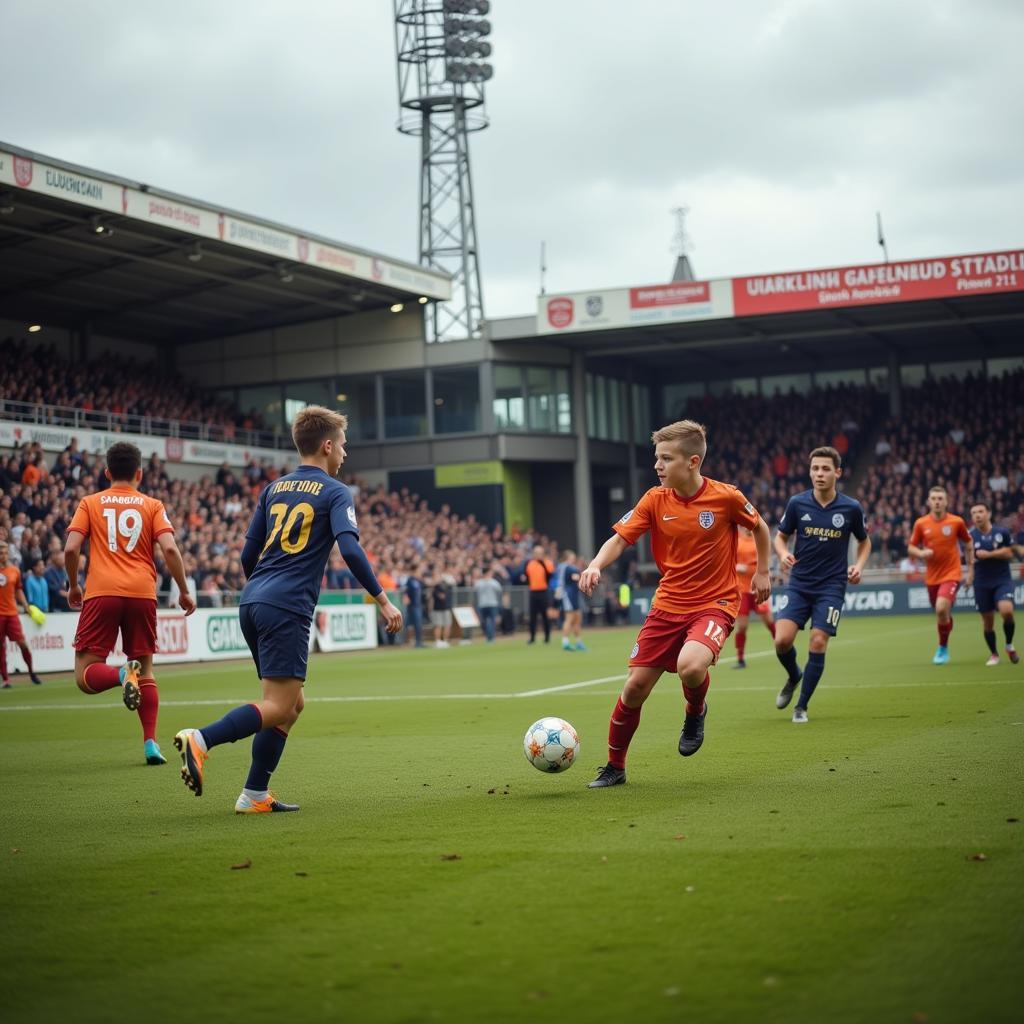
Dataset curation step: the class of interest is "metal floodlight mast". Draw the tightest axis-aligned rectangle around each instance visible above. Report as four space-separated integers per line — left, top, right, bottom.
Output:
394 0 493 343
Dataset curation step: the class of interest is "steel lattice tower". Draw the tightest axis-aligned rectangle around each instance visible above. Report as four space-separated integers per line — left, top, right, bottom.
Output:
394 1 493 343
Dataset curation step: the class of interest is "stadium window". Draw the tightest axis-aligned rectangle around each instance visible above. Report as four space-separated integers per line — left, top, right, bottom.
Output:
585 374 595 436
383 371 427 438
595 374 609 439
493 365 525 430
554 369 571 433
632 383 651 444
526 366 556 432
900 364 927 387
432 366 480 434
762 373 811 396
868 366 890 391
662 381 705 420
986 356 1024 378
813 369 866 389
928 359 983 382
237 385 284 431
284 380 334 425
335 376 378 441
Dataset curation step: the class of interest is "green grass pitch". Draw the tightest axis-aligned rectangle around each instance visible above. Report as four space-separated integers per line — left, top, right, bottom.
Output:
2 615 1022 1024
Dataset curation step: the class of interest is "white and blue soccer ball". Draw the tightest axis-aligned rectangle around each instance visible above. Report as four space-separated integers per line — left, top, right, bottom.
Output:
523 717 580 773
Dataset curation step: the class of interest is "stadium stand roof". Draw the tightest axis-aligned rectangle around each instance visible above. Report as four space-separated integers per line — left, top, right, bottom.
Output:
0 142 451 346
493 249 1024 378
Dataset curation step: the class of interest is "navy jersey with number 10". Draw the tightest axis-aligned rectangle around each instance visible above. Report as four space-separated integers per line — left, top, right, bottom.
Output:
779 490 867 589
240 465 358 619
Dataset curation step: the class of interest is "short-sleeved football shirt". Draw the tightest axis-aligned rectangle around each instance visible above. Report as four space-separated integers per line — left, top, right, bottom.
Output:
0 566 22 616
970 525 1013 587
778 490 867 590
909 513 970 585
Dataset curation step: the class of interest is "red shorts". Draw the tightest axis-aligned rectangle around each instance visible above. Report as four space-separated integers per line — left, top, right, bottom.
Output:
74 597 157 658
629 607 735 672
738 592 771 617
0 614 25 644
927 581 959 608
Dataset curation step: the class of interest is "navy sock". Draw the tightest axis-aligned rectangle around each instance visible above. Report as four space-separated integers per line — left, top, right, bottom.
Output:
798 651 826 708
776 646 801 683
200 703 263 750
245 727 288 792
984 630 997 655
1005 620 1016 646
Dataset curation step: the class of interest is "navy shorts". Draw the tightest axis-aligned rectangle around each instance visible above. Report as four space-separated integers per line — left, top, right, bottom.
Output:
560 591 581 612
973 581 1015 614
777 585 846 636
239 602 311 681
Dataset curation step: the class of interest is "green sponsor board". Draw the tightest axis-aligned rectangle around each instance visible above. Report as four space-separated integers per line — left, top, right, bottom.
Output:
435 461 503 488
206 613 248 653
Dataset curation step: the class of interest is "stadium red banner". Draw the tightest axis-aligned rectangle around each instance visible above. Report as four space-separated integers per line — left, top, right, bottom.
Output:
629 282 709 308
732 250 1024 316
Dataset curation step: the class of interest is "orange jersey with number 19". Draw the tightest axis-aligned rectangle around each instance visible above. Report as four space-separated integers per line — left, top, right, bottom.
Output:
613 478 761 619
67 487 174 600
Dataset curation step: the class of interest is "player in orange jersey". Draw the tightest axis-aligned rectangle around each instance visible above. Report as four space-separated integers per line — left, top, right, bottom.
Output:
0 542 44 687
580 419 771 787
907 485 973 665
64 442 195 763
732 525 776 668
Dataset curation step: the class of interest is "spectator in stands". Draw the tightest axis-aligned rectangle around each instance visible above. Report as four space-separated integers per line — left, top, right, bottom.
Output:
25 559 49 613
44 551 70 612
473 566 503 644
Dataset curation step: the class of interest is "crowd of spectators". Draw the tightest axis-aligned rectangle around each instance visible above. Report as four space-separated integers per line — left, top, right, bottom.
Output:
679 382 884 529
0 339 276 443
855 369 1024 565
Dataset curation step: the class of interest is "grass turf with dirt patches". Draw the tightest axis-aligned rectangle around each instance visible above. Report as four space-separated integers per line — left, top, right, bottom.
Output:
1 614 1022 1024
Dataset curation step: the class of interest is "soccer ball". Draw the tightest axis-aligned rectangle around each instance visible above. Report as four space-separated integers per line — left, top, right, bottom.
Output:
523 717 580 773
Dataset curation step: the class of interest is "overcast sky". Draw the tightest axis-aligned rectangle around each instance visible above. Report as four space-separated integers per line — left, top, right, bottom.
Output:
3 0 1022 318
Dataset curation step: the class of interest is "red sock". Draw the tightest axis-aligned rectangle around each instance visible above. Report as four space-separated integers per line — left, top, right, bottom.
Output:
608 697 642 769
938 618 953 646
0 641 7 681
82 663 121 694
766 620 776 638
735 629 747 660
683 672 710 716
137 678 159 742
20 645 34 672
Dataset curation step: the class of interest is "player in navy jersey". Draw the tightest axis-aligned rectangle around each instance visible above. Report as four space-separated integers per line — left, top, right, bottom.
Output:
773 447 871 723
556 551 585 651
969 501 1018 667
174 407 403 814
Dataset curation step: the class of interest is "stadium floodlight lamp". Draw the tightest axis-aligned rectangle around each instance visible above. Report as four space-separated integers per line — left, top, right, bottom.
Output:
28 324 42 333
473 0 491 13
390 302 404 313
336 393 348 402
90 215 113 236
0 192 14 215
275 262 294 283
186 242 204 263
446 62 468 82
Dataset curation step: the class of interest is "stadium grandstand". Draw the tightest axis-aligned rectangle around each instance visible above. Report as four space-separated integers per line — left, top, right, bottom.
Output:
2 140 1023 663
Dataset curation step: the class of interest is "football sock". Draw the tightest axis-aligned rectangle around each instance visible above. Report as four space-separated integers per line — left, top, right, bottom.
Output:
0 643 6 680
776 646 801 682
683 672 710 716
137 678 159 742
984 631 997 655
245 726 289 792
798 651 826 708
20 646 34 672
938 618 953 647
767 621 776 638
735 629 747 660
200 703 263 750
1004 620 1015 646
607 697 642 769
82 662 122 694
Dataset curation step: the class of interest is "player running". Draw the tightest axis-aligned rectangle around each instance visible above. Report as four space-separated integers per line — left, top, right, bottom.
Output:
907 486 973 665
0 542 44 688
968 501 1018 667
732 526 776 668
64 442 195 763
580 419 770 788
556 550 585 651
174 406 403 815
773 447 871 723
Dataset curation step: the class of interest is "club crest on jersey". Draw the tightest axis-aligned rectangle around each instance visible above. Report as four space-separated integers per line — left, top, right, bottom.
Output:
832 513 845 528
698 510 715 529
942 525 952 536
347 506 358 528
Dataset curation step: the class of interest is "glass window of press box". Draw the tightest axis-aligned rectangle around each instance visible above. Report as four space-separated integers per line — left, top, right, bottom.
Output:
383 371 427 438
433 366 480 434
586 373 628 441
283 380 335 428
335 377 378 441
493 365 571 433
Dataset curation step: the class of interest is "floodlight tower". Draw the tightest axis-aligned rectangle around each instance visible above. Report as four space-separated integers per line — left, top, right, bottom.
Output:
394 0 493 343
